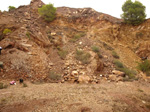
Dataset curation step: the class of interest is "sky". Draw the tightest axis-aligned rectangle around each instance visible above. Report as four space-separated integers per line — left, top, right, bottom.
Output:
0 0 149 18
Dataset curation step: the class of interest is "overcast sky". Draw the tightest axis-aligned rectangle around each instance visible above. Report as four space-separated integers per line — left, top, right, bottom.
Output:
0 0 149 18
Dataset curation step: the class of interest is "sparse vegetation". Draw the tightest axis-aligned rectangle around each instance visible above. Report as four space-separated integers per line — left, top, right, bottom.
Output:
75 49 91 64
91 46 103 59
26 32 31 39
97 52 103 59
38 3 56 22
137 60 150 76
91 46 100 53
70 32 86 42
23 83 28 87
8 6 16 11
112 51 120 59
121 0 146 25
137 89 144 92
3 29 12 35
49 71 61 81
0 35 3 40
103 42 114 50
113 60 124 68
57 49 68 59
136 32 143 38
0 83 8 89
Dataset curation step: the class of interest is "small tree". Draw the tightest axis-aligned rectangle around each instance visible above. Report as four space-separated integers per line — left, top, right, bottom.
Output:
8 6 16 11
38 3 56 22
121 0 146 25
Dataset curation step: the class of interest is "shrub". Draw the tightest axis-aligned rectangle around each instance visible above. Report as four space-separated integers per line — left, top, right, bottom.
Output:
137 60 150 76
3 29 12 35
121 0 146 25
49 71 61 81
8 6 16 11
112 51 120 59
117 67 136 79
70 32 86 42
113 60 137 79
91 46 100 53
58 49 68 59
38 3 56 22
0 83 8 89
113 60 124 68
75 49 91 64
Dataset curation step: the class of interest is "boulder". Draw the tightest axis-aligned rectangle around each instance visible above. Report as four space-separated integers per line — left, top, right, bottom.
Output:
71 71 78 76
78 75 90 83
112 70 125 77
108 75 117 81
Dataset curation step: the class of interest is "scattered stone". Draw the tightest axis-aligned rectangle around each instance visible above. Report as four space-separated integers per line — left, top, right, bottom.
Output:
51 32 56 36
108 75 117 81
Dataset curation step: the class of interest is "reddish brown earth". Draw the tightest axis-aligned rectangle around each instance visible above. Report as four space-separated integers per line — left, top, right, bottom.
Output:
0 81 150 112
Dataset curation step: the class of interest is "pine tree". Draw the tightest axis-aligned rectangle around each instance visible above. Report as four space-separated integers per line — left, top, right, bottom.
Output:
121 0 146 25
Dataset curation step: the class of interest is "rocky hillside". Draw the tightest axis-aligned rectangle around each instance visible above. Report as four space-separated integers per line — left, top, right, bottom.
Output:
0 0 150 83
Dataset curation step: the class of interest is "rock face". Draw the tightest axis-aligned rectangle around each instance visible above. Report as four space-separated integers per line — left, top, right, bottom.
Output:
136 42 150 59
0 0 150 82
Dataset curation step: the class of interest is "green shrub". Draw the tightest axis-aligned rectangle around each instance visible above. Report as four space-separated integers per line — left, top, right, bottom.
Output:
70 32 86 42
38 3 56 22
91 46 100 53
137 60 150 76
0 83 8 89
75 49 91 64
112 51 120 59
8 6 16 11
3 29 12 35
58 49 68 59
113 60 124 68
49 71 61 81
